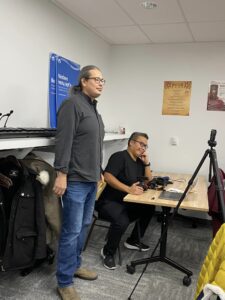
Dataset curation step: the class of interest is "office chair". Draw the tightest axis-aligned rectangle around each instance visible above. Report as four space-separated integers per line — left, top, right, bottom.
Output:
194 223 225 300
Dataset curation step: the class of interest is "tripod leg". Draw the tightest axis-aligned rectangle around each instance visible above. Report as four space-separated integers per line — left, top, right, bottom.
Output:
127 149 210 300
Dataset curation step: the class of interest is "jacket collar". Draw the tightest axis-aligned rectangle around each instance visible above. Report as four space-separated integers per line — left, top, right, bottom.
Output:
80 91 98 106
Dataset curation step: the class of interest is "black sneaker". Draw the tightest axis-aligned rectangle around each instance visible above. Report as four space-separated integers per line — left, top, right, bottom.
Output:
124 240 150 252
101 248 116 270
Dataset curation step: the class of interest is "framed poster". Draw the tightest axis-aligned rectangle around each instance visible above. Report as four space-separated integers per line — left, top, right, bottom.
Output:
207 81 225 111
162 81 192 116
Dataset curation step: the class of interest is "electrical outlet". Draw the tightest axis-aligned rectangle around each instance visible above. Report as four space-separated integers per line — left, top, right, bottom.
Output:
170 136 179 146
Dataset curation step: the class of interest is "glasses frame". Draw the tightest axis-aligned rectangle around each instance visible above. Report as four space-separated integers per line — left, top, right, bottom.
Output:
132 139 148 150
86 77 106 85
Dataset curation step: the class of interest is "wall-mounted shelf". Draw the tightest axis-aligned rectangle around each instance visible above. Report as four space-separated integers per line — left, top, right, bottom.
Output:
0 133 130 151
0 137 55 151
104 133 130 141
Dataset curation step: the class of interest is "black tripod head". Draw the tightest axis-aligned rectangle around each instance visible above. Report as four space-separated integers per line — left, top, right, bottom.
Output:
208 129 217 148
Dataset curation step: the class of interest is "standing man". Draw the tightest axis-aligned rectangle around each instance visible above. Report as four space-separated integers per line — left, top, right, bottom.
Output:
53 65 105 300
96 132 155 270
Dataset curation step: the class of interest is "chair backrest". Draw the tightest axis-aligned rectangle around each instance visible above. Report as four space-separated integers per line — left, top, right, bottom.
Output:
194 223 225 299
96 181 107 200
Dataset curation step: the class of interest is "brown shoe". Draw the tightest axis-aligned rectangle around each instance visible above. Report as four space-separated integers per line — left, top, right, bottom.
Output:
74 267 98 280
57 286 80 300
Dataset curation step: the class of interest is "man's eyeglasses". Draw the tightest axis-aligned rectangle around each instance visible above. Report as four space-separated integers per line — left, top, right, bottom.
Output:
132 139 148 150
87 77 106 85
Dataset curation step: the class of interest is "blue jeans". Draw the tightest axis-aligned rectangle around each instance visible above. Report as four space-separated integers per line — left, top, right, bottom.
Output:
56 181 97 288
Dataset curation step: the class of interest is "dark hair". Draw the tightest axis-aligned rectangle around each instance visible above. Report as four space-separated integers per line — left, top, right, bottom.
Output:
210 84 218 93
70 65 101 95
128 132 149 146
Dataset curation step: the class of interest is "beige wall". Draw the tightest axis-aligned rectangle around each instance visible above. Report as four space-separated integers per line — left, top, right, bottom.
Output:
104 43 225 176
1 0 225 177
0 0 111 127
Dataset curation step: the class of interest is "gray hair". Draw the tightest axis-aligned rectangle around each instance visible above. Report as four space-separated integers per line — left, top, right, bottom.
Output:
128 132 149 146
70 65 101 95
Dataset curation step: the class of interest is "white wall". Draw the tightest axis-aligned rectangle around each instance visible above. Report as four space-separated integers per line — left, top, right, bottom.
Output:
103 43 225 176
1 1 225 178
0 0 111 127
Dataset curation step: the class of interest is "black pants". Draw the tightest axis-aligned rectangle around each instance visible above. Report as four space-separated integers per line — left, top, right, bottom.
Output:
96 200 155 255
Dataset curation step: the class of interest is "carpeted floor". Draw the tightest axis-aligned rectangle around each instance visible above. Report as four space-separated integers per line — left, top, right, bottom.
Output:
0 214 212 300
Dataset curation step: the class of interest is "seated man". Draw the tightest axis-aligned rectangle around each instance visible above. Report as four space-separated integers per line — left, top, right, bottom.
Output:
96 132 155 270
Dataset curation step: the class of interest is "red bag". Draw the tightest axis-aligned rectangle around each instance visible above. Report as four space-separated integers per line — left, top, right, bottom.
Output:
208 169 225 236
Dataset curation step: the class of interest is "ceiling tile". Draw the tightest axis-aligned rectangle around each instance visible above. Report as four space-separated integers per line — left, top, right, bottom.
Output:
53 0 134 27
96 26 151 44
141 23 194 43
189 21 225 42
51 0 225 45
116 0 185 24
180 0 225 22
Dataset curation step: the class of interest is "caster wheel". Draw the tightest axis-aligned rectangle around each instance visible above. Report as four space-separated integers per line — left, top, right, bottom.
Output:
126 264 136 274
20 267 33 276
183 275 191 286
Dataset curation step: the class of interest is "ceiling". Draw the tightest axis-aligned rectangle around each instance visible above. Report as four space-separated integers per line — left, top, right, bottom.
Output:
51 0 225 45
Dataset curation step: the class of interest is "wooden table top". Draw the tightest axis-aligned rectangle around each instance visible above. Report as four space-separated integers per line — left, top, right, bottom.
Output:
124 172 208 212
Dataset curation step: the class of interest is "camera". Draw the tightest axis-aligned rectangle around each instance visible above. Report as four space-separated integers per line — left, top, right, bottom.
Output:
148 176 172 190
137 176 149 191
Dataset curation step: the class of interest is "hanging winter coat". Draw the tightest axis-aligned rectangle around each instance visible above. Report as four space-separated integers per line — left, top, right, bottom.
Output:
0 156 46 271
22 152 62 249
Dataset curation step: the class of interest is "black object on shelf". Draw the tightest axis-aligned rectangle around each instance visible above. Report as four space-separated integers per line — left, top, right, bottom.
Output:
0 128 56 139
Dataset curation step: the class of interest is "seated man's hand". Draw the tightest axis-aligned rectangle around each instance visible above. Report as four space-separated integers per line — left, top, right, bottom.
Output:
100 173 105 182
128 182 144 195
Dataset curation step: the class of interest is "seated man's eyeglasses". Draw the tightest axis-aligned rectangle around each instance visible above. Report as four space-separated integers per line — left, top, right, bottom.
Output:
132 139 148 150
87 77 106 85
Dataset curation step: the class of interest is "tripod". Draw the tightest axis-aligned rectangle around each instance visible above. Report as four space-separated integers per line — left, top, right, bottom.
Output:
127 129 225 300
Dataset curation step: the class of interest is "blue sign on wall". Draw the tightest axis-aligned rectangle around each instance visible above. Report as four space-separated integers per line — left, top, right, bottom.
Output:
49 53 57 128
49 53 80 128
